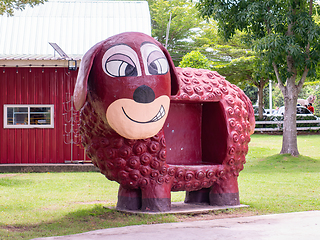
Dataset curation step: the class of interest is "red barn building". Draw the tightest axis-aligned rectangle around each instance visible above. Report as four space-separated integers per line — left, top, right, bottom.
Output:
1 62 81 164
0 0 151 166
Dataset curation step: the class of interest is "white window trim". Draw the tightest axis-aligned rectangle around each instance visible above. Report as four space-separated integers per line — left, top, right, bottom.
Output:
4 104 54 129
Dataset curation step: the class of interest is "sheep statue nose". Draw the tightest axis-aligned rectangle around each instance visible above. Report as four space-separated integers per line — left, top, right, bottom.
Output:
133 85 155 103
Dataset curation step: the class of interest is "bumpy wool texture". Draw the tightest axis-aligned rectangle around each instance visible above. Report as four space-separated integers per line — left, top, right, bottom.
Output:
79 67 254 192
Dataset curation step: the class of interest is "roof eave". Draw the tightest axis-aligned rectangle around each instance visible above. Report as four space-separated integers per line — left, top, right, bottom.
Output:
0 59 81 68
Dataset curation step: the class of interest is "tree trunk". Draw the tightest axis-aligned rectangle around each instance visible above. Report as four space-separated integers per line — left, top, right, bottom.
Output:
255 79 268 120
280 78 299 156
257 82 264 120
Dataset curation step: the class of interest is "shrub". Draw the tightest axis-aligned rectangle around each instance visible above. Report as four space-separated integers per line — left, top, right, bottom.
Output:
179 51 211 69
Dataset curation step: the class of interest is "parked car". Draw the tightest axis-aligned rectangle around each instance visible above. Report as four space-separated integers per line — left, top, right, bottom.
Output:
273 105 320 127
253 105 274 120
253 105 266 115
265 109 278 115
274 105 317 117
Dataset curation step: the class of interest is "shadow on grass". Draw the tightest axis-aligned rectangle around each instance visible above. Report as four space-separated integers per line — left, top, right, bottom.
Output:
244 154 320 173
1 204 176 240
0 177 33 187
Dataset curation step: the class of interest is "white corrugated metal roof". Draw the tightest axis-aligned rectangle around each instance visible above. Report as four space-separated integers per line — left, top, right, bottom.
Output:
0 0 151 56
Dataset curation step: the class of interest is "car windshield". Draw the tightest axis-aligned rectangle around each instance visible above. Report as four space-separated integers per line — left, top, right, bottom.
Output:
297 107 312 114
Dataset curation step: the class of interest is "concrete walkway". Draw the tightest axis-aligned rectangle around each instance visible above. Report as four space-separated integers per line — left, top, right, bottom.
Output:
34 211 320 240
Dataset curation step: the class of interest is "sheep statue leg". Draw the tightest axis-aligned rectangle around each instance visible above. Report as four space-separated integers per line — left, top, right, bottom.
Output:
185 188 210 204
140 182 172 212
184 177 240 206
117 185 142 211
117 182 172 212
209 176 240 206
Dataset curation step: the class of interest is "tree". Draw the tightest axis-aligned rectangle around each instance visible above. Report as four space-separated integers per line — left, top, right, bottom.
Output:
192 20 254 68
147 0 202 65
272 86 285 110
179 50 210 69
197 0 320 156
243 85 258 105
192 23 270 120
216 55 272 120
0 0 46 16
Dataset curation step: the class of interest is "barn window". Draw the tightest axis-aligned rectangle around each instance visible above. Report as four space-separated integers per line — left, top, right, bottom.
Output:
3 105 54 128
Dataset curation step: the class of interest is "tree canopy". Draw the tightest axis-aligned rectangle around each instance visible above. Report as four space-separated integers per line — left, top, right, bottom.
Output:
147 0 202 65
197 0 320 156
0 0 46 15
191 21 257 86
190 21 270 119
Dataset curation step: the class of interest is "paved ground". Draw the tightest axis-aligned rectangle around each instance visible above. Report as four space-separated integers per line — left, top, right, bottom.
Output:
106 202 249 215
33 211 320 240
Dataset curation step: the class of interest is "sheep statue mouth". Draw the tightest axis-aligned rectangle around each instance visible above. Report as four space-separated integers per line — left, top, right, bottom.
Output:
122 105 165 124
106 95 170 139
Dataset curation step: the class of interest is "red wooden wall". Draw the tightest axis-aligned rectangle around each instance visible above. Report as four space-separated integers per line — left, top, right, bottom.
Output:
0 67 86 164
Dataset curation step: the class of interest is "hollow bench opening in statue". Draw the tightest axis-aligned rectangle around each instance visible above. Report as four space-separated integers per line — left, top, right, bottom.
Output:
74 32 255 212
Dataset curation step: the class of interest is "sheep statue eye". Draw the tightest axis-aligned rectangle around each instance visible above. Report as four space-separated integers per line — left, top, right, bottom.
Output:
147 51 169 75
141 43 169 76
102 44 141 77
105 54 138 77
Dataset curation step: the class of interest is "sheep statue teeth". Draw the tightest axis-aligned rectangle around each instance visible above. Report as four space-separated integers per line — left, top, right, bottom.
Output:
74 32 255 212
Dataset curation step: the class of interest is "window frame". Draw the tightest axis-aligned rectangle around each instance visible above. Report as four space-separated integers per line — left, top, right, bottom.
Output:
3 104 54 129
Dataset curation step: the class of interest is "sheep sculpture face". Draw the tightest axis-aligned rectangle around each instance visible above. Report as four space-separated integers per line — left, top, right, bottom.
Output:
74 32 255 212
74 32 173 140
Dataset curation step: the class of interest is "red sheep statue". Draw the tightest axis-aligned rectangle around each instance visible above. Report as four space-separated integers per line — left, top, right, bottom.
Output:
74 32 255 212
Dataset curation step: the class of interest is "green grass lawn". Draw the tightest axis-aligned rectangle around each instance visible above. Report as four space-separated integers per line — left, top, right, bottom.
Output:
239 134 320 213
1 134 320 239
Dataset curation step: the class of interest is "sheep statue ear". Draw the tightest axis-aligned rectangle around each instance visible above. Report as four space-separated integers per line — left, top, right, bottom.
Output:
156 42 179 96
73 41 104 110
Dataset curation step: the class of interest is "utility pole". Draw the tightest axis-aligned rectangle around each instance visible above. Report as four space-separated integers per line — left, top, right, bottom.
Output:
165 12 172 49
269 80 272 112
